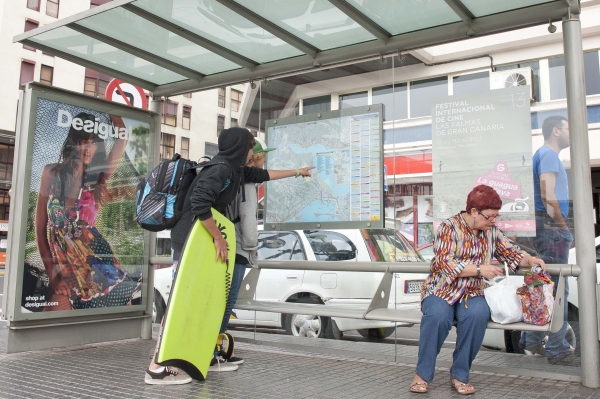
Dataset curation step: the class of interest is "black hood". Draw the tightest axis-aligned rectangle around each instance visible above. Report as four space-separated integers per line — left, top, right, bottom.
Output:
211 127 252 201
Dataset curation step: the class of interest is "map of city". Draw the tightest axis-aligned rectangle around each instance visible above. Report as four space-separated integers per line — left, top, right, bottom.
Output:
265 112 382 227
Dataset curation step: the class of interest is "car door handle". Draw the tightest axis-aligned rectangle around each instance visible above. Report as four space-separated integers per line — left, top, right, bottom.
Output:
286 275 298 280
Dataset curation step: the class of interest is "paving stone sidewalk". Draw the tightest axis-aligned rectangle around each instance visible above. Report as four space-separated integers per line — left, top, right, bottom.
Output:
0 322 598 399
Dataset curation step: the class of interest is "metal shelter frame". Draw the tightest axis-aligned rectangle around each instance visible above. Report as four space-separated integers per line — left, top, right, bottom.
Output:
10 0 600 388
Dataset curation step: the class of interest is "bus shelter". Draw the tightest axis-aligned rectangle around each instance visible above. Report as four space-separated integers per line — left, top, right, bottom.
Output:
6 0 600 388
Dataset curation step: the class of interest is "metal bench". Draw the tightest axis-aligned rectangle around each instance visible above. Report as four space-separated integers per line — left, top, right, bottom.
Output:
235 261 578 333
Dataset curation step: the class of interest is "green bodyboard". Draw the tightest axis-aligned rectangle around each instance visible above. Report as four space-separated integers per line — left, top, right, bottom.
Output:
156 208 235 380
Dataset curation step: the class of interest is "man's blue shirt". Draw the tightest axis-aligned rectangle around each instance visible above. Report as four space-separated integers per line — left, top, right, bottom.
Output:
533 146 569 218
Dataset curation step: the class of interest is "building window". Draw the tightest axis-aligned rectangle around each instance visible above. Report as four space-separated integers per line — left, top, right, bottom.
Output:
218 87 225 108
231 118 238 128
83 68 111 97
452 71 490 96
231 89 242 112
46 0 59 18
90 0 111 8
0 144 14 183
250 129 258 137
410 76 448 118
0 190 10 221
303 95 331 115
339 91 368 109
549 52 600 100
160 133 176 161
372 84 408 121
181 137 190 159
205 142 218 158
217 114 225 135
495 61 541 102
40 65 53 86
162 100 177 127
27 0 40 11
182 106 191 130
24 20 39 51
19 61 35 90
183 92 192 98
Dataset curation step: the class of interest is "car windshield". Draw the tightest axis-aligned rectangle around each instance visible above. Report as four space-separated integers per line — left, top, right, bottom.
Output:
361 229 424 262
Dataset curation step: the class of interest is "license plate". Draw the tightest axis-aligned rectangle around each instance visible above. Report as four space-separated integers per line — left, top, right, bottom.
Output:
405 280 424 294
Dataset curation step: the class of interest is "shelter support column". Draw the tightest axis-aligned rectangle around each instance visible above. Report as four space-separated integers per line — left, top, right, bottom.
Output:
563 14 600 388
141 95 162 340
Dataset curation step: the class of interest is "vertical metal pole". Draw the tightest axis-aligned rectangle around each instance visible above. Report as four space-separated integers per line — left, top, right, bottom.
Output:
141 95 162 340
563 15 600 387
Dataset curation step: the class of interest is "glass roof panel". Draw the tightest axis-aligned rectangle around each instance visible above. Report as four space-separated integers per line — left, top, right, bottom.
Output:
29 26 187 85
76 7 241 75
346 0 461 35
132 0 304 64
234 0 376 50
461 0 555 18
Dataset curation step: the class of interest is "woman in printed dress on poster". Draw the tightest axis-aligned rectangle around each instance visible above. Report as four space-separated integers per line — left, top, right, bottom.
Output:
35 112 137 311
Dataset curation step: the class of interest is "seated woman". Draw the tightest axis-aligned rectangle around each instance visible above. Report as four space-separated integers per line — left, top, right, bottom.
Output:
409 185 545 395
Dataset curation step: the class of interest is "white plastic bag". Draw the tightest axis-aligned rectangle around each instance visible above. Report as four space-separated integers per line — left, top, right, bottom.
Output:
484 263 523 324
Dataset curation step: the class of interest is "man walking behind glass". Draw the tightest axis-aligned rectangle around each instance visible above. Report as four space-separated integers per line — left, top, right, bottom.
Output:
521 115 579 366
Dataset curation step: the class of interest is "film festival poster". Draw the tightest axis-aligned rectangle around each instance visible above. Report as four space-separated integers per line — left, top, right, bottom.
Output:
431 86 535 237
21 97 150 313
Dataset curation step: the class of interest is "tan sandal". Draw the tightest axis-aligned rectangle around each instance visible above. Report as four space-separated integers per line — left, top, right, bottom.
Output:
409 380 428 393
450 377 475 395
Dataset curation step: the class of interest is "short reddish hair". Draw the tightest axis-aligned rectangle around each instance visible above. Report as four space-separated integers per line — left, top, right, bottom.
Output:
466 185 502 212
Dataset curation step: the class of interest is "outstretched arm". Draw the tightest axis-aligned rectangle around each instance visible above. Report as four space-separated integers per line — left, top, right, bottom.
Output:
103 114 128 180
268 166 314 180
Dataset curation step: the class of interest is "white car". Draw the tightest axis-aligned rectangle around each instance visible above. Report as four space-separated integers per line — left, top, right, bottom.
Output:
154 228 429 339
481 236 600 353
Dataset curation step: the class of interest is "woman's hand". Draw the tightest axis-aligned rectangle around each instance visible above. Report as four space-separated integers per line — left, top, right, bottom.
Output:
214 236 229 264
299 166 315 177
527 255 546 272
480 264 505 280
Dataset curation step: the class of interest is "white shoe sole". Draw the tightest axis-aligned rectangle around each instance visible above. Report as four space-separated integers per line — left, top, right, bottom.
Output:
208 364 239 372
144 377 193 385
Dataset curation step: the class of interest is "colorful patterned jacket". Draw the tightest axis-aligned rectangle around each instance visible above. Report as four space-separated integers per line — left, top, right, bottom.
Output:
421 213 524 305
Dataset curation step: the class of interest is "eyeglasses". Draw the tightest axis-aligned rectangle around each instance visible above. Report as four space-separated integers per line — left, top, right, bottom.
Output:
477 209 501 221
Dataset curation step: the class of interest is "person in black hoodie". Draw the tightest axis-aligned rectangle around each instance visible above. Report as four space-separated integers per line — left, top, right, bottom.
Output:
145 127 313 385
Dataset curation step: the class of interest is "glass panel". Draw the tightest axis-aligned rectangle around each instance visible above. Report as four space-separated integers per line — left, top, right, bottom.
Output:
549 52 600 100
27 0 40 11
452 71 490 96
362 229 422 262
496 61 541 102
346 0 460 35
30 26 187 85
132 0 303 63
40 65 54 85
234 0 376 50
339 91 367 109
372 84 408 121
461 0 553 18
410 76 448 118
302 95 330 115
76 7 241 75
217 114 225 135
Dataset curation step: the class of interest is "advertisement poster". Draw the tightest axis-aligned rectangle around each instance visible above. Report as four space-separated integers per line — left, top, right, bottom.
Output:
432 86 534 236
21 97 150 313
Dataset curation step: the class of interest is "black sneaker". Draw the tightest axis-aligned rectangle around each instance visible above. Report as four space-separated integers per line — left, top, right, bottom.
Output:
548 352 581 366
144 367 192 385
208 357 238 372
227 356 244 365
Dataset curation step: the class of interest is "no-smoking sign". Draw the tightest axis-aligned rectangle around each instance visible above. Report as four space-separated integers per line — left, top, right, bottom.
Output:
104 79 148 109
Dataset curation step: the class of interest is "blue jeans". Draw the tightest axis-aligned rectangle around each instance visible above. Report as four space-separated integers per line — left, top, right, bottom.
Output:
521 217 573 358
416 295 490 383
219 263 247 334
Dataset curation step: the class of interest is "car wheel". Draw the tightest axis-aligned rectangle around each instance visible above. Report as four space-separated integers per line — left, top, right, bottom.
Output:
284 297 329 338
504 330 524 354
153 290 166 323
357 327 396 340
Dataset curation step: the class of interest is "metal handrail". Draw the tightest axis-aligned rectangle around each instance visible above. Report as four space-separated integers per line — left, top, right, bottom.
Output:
149 256 580 277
